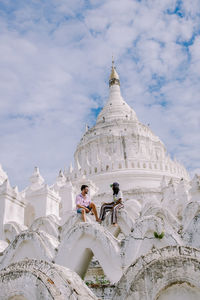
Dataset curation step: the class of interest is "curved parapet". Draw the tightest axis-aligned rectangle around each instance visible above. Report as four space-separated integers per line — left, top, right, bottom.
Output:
60 210 101 241
102 199 141 236
121 215 181 268
182 201 200 230
103 208 135 237
56 222 122 283
0 240 8 252
181 201 200 249
142 205 181 233
57 214 181 283
117 199 141 235
124 199 141 216
0 211 183 284
117 209 135 235
0 231 59 270
30 215 60 239
0 259 97 300
113 246 200 300
59 210 78 226
182 203 200 248
4 222 27 244
141 198 161 216
0 202 191 286
60 211 89 241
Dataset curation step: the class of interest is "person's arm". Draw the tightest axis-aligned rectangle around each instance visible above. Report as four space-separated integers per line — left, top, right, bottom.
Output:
114 198 122 205
114 191 123 205
77 204 90 212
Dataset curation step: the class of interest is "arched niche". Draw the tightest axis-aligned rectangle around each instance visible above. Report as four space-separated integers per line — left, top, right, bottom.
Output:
113 246 200 300
0 259 97 300
156 282 200 300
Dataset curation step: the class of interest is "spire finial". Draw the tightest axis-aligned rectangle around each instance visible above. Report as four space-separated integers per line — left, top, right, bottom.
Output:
112 55 115 69
109 56 120 87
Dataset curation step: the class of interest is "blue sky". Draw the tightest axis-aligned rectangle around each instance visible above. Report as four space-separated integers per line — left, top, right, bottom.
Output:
0 0 200 189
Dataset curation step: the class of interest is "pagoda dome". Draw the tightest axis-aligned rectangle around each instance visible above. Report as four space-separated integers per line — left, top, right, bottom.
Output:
67 60 190 200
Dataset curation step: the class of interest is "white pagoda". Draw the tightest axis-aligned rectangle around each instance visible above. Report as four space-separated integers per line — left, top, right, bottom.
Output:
0 62 199 300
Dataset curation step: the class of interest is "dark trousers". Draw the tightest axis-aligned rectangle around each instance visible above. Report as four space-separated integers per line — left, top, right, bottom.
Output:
99 203 124 224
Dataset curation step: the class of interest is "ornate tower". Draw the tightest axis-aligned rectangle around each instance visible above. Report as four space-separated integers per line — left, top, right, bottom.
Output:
65 61 190 204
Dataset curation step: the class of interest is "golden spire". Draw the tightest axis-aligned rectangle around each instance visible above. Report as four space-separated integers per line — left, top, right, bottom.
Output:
112 55 114 68
109 56 120 86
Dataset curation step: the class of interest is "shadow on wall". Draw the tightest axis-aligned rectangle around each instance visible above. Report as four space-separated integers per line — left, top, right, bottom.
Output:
74 247 93 279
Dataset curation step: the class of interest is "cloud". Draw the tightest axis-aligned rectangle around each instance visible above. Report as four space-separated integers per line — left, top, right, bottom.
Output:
0 0 199 189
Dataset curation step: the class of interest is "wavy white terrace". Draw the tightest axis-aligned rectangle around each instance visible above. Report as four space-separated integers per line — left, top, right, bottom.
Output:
0 63 199 299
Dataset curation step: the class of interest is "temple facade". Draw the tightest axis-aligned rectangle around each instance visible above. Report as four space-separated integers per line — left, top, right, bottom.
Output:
0 63 199 300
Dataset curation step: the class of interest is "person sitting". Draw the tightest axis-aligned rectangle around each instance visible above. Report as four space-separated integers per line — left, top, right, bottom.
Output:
76 184 100 222
99 182 124 226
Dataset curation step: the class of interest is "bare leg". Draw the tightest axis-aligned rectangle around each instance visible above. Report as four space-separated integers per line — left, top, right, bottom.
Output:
81 209 86 222
89 202 100 222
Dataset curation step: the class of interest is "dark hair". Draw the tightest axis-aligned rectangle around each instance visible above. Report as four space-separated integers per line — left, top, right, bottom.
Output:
113 186 120 195
81 185 88 191
112 182 120 195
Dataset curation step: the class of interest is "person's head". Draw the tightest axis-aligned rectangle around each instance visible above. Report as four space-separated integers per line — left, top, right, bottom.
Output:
81 184 89 194
110 182 120 194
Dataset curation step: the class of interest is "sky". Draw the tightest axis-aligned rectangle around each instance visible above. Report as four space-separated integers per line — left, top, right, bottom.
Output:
0 0 199 189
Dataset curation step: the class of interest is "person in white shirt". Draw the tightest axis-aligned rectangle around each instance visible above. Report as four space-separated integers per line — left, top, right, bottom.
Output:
99 182 124 226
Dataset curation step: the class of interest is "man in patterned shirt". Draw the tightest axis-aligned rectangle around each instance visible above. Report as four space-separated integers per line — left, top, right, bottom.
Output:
76 185 100 222
99 182 124 226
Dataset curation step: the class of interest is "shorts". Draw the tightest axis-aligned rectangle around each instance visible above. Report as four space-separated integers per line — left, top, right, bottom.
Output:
77 205 92 214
